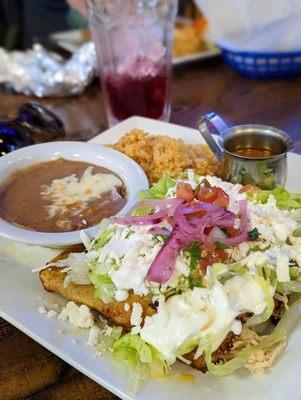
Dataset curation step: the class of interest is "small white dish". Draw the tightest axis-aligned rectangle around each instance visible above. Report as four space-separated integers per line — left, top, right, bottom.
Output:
0 141 148 247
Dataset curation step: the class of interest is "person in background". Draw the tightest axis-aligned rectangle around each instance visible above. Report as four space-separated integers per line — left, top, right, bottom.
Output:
66 0 87 18
178 0 198 18
0 0 88 50
0 0 195 50
23 0 70 49
0 0 23 49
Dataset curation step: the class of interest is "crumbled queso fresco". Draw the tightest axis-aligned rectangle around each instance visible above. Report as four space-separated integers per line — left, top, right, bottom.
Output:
38 299 130 354
58 301 94 328
130 302 143 334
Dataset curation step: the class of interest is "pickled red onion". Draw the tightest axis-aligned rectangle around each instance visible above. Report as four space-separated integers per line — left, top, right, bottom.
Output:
146 223 191 283
147 227 171 236
128 198 184 215
146 200 248 283
112 198 184 226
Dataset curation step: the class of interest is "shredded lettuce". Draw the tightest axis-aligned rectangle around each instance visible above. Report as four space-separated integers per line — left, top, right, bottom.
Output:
97 326 123 352
91 227 116 250
229 263 249 276
205 297 301 376
204 263 248 288
89 227 116 304
194 327 237 361
193 334 212 360
292 227 301 237
290 209 301 222
138 174 176 200
177 337 200 356
288 266 301 281
246 275 274 327
88 227 118 303
204 263 228 288
131 206 154 216
277 281 301 293
247 186 301 209
89 267 116 303
171 275 191 294
256 264 277 288
113 333 169 388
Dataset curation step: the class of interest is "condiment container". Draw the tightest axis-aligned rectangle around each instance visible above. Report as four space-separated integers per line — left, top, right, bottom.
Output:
198 113 294 189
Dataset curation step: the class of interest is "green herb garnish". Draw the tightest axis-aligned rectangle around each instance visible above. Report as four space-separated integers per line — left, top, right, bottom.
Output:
153 234 168 242
248 228 260 240
185 242 201 270
188 276 203 288
216 242 231 250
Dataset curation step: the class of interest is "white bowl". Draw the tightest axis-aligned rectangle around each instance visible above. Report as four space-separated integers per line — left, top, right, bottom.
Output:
0 141 148 247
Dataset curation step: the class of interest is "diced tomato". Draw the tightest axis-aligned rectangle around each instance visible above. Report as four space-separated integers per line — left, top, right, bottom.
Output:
197 186 229 208
198 259 208 272
239 184 260 193
189 210 207 218
211 188 229 208
200 178 211 188
215 248 229 262
181 199 207 219
223 227 240 238
167 216 174 225
200 243 216 256
204 226 214 235
197 187 218 202
198 245 229 272
176 182 195 202
194 179 210 198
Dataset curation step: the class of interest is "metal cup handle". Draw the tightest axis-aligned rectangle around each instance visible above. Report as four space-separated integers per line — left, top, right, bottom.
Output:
197 113 229 161
284 136 295 152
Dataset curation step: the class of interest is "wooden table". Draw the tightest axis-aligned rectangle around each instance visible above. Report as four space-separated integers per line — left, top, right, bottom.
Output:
1 57 301 400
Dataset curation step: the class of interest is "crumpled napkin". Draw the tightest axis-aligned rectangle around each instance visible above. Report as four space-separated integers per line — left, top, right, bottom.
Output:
195 0 301 52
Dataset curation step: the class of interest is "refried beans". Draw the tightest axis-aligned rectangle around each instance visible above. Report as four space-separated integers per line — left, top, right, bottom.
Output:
0 158 126 233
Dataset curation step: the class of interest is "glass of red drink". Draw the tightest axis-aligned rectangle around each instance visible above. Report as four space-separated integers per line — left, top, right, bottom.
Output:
87 0 178 126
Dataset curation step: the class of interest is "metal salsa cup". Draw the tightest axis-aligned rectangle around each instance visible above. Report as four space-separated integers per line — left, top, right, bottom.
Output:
198 113 294 189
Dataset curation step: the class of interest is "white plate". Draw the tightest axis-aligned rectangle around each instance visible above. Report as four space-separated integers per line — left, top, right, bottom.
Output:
1 117 301 400
51 29 85 54
50 30 221 65
173 48 221 65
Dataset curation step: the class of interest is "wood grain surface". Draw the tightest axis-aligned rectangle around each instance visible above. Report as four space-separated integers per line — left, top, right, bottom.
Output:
1 57 301 400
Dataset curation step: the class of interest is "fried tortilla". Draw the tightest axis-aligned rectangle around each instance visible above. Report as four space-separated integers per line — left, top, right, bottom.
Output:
40 247 155 331
40 246 240 372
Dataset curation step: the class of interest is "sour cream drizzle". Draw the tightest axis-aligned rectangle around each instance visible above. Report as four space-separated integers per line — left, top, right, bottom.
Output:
41 166 122 217
140 275 266 363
